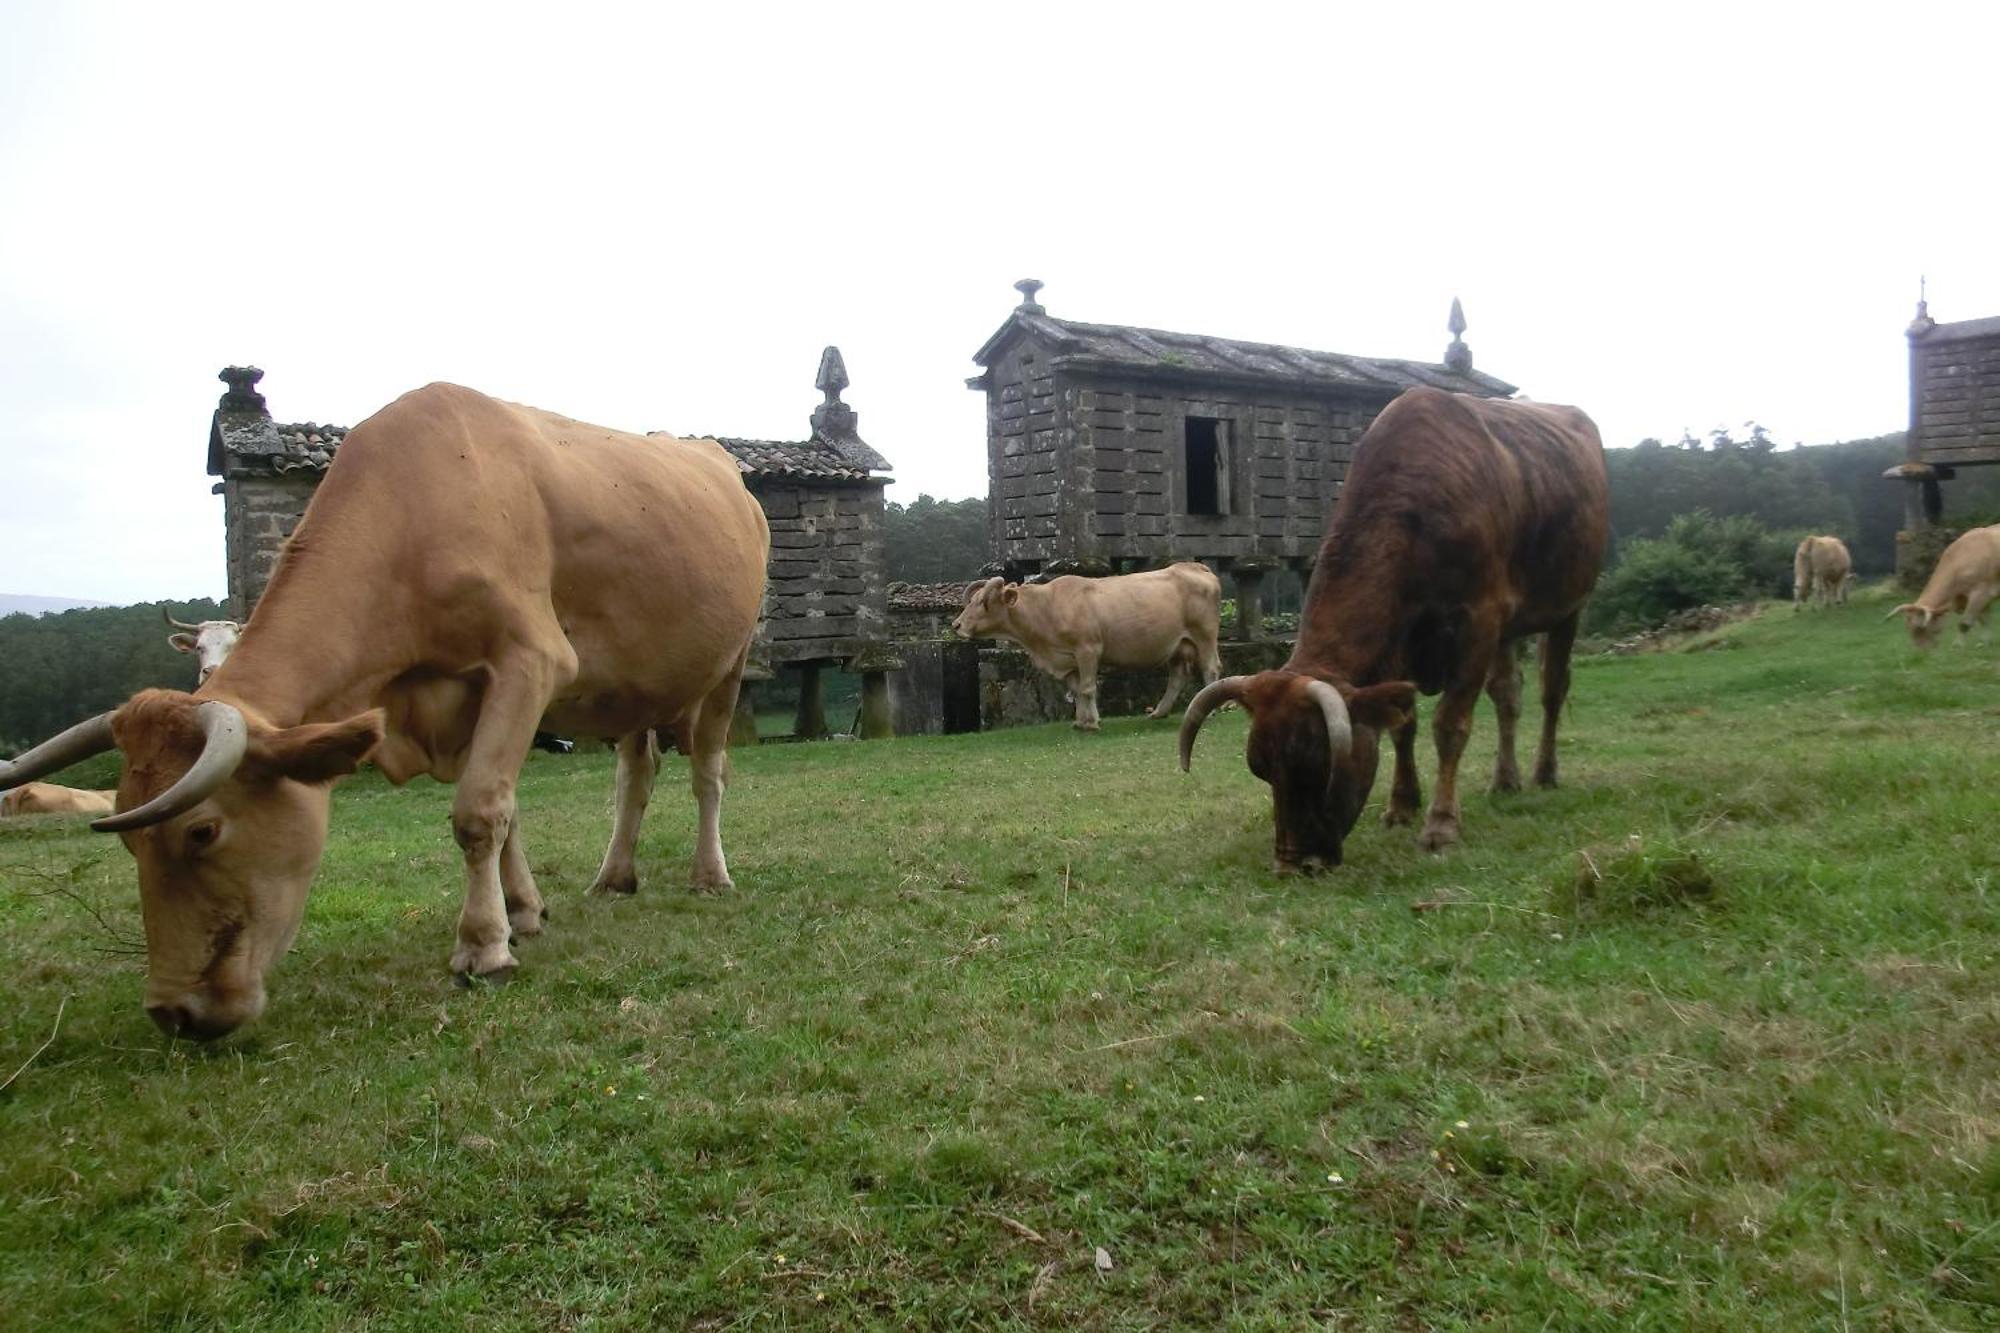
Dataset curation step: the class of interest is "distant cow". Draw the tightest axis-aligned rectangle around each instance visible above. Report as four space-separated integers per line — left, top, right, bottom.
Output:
163 610 241 683
953 562 1223 730
0 782 116 816
1891 523 2000 649
1180 388 1608 870
1792 536 1852 610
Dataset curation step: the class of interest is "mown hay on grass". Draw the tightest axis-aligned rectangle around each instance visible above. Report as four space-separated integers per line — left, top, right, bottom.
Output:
1553 835 1717 918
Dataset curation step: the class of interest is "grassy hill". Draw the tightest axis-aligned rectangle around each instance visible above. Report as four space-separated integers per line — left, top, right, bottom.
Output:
1 586 1995 1328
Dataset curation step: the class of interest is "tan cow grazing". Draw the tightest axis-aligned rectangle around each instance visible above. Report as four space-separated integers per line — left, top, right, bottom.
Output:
1792 536 1853 610
1180 388 1608 871
164 609 242 683
952 562 1223 730
1890 523 2000 649
0 782 116 816
0 383 769 1040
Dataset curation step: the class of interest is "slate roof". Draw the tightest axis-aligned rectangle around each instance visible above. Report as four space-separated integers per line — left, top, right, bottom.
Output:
1917 314 2000 344
972 310 1515 398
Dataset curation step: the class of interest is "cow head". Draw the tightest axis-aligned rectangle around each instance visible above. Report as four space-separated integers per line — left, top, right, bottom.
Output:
1889 603 1946 650
0 690 381 1039
1180 671 1416 873
952 577 1017 640
164 609 242 684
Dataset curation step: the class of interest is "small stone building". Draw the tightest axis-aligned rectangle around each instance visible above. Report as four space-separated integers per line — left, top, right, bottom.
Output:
1889 293 2000 559
966 282 1516 636
207 367 345 621
687 348 896 738
204 353 897 738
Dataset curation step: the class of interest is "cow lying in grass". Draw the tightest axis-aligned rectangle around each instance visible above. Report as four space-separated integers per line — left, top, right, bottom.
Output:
0 782 116 816
953 562 1223 730
1891 524 2000 649
1792 535 1852 610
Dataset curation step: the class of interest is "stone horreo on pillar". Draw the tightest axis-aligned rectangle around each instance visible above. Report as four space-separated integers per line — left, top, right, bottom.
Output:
677 347 898 739
1886 283 2000 577
965 283 1515 643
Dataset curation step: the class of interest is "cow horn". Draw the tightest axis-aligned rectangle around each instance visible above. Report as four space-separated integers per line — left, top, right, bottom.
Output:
1303 678 1354 763
1179 676 1250 772
92 702 247 833
162 607 200 633
1885 603 1930 624
0 712 117 792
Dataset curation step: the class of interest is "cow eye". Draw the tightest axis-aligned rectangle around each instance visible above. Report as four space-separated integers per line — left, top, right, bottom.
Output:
186 820 222 853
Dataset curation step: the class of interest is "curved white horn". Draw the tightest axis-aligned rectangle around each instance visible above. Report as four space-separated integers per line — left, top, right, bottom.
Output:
162 607 201 633
0 713 117 791
1303 679 1353 766
92 702 247 833
1179 675 1250 772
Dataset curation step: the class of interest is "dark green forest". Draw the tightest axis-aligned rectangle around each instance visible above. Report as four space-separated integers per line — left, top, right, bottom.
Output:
11 435 2000 754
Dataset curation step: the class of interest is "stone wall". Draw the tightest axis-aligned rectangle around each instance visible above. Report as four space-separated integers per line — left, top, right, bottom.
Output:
220 473 319 621
887 640 982 735
977 638 1293 730
759 481 889 664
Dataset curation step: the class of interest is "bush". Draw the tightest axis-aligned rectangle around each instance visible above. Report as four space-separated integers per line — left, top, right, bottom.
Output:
1896 510 2000 595
1586 510 1798 636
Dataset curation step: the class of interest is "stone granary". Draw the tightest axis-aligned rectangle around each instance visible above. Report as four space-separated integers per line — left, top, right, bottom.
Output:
1889 291 2000 568
687 347 897 739
208 367 346 621
204 355 897 739
966 282 1515 638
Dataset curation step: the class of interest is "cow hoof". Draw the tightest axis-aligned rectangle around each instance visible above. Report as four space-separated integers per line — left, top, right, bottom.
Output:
454 963 518 989
1381 806 1417 828
1532 767 1559 790
509 907 547 938
450 941 518 981
1491 770 1522 796
1417 823 1460 853
588 871 639 896
688 873 734 896
1073 722 1101 733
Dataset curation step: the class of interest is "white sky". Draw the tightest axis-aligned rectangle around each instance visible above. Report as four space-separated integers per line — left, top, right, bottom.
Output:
3 2 1996 605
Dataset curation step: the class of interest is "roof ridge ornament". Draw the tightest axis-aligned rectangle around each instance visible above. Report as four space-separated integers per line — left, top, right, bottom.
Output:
1014 278 1045 315
1443 298 1472 374
815 345 850 406
1907 275 1936 340
218 365 269 417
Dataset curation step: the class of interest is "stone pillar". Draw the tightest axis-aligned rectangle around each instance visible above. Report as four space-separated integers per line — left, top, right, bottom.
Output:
845 644 906 741
793 661 828 739
1228 557 1279 640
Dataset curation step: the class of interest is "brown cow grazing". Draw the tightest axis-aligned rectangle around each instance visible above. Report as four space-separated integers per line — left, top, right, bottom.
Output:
1180 387 1608 871
163 609 242 682
953 562 1223 730
1792 535 1853 610
0 383 768 1039
1890 523 2000 649
0 782 116 816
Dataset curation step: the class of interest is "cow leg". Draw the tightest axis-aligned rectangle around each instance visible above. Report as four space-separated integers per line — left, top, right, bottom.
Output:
688 662 746 892
500 818 546 938
1381 712 1422 827
1071 651 1102 731
588 729 660 895
1487 638 1525 794
449 657 569 981
1148 649 1189 719
1532 611 1581 788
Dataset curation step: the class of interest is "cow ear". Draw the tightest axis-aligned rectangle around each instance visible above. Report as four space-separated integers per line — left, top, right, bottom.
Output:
244 710 385 784
1347 681 1417 732
168 634 196 654
1001 585 1021 606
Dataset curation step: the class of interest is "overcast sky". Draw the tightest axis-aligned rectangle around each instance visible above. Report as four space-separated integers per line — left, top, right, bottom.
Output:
3 2 1996 605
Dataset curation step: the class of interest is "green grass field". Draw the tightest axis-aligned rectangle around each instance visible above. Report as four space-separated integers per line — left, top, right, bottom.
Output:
3 586 1997 1330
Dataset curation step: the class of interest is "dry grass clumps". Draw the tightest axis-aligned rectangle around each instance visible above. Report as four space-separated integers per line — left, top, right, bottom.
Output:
1554 835 1718 917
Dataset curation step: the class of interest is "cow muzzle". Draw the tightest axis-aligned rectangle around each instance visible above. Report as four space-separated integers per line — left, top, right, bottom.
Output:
145 986 263 1041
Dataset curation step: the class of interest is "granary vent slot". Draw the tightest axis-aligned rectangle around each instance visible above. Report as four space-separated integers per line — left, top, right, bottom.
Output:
1184 416 1231 516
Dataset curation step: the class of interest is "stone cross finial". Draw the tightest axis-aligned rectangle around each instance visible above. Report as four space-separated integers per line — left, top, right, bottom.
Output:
1908 275 1935 340
816 345 850 406
218 365 269 416
1014 278 1045 314
1443 298 1473 374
